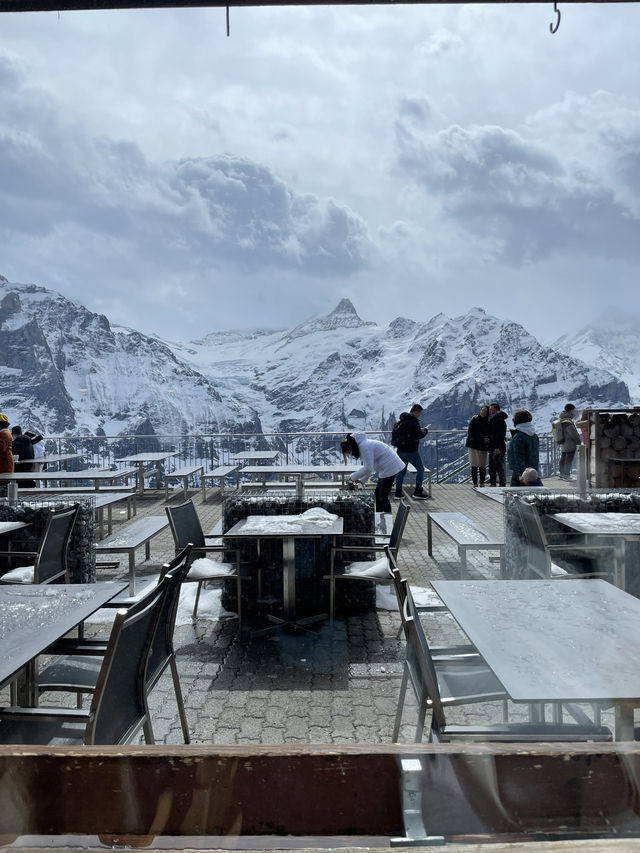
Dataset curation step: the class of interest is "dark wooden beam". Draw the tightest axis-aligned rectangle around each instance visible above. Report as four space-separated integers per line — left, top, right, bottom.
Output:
0 0 635 12
1 742 640 844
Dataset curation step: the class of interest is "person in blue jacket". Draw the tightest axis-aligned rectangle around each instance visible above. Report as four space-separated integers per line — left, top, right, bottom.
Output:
507 409 540 486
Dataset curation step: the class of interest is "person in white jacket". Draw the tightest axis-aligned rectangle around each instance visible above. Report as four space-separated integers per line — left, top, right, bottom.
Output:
341 431 405 513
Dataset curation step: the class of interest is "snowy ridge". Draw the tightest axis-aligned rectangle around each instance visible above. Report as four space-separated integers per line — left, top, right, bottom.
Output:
0 276 633 436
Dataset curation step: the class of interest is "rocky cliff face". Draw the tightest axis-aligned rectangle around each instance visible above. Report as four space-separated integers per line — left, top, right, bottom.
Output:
0 276 631 436
0 278 260 435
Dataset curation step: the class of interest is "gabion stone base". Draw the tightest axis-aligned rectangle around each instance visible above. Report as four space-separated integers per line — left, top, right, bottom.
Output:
220 492 376 617
0 498 96 583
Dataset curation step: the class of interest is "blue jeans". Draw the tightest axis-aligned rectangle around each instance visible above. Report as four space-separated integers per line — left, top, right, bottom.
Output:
395 450 424 492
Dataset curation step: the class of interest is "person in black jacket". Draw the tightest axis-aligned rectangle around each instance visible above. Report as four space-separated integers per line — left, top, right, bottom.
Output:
465 405 490 487
11 425 37 488
392 403 429 499
487 402 508 487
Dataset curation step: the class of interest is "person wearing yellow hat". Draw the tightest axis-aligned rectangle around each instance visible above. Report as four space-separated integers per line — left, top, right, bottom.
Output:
0 414 14 489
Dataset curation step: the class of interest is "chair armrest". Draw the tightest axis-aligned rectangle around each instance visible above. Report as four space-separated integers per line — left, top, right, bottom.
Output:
44 639 108 656
0 550 37 557
331 545 387 555
0 706 90 722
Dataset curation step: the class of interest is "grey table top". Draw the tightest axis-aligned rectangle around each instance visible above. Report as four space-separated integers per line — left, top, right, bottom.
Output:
431 579 640 703
38 453 84 465
232 451 280 462
225 513 344 539
4 468 137 481
0 521 28 534
241 464 359 476
0 582 127 688
115 452 178 463
554 512 640 536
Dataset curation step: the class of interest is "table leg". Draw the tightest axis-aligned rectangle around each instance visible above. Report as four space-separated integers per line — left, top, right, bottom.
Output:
614 701 635 740
96 507 104 540
459 548 467 579
107 505 113 536
282 536 296 622
138 462 144 494
427 516 433 556
129 552 136 596
613 540 627 589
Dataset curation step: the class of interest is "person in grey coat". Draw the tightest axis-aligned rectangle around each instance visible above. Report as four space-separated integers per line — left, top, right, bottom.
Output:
556 403 581 481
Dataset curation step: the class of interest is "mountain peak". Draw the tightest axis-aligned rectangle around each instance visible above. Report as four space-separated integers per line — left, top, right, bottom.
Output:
282 298 376 343
328 298 359 319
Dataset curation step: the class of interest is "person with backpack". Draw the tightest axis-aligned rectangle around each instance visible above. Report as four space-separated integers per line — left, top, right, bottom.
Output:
391 403 429 499
552 403 581 481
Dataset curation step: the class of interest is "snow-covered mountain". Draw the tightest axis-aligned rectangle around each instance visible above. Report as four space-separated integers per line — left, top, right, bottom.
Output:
0 274 631 436
0 276 260 435
553 309 640 405
171 299 630 435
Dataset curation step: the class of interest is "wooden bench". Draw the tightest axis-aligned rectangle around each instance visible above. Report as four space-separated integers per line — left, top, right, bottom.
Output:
94 515 169 595
427 511 505 578
164 465 205 502
404 463 433 497
203 465 239 495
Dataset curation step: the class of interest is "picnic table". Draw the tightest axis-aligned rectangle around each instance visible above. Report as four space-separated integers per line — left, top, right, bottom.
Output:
115 451 178 493
432 579 640 740
3 468 138 491
240 464 359 486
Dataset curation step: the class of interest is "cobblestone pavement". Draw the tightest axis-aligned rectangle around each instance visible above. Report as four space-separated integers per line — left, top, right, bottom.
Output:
5 477 593 745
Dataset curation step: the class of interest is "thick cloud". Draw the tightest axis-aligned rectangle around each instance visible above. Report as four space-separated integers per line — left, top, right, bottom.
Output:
394 92 640 265
0 56 372 283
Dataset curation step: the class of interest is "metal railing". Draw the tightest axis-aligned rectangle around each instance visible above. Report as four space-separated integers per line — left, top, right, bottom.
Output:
40 428 558 484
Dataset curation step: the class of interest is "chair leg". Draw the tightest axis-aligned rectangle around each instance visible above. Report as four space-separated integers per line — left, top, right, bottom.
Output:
414 698 427 744
143 716 155 745
392 665 410 742
236 574 242 632
192 581 203 619
169 656 190 744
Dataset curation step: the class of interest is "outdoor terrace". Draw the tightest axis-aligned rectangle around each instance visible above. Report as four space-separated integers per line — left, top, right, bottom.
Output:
0 474 574 746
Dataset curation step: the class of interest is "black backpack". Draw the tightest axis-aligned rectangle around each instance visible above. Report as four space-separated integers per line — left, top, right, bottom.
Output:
391 420 412 450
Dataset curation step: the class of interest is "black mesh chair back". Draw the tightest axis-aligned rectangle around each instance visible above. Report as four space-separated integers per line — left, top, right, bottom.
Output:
85 581 165 745
34 504 80 584
388 500 411 557
165 500 206 553
148 544 192 687
513 497 550 578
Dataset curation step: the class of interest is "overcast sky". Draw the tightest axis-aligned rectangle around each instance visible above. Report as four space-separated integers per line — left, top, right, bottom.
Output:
1 2 640 343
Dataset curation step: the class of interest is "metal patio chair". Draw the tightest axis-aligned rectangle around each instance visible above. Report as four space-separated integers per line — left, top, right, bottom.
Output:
513 497 614 580
36 544 194 744
165 500 241 623
327 499 411 624
393 580 612 744
0 579 167 745
0 504 80 584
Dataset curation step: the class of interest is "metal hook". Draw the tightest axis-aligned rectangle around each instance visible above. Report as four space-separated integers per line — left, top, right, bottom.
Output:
226 5 230 37
549 2 561 34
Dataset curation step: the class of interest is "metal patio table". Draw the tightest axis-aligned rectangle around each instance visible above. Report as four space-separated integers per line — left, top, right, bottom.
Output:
553 512 640 589
0 581 127 705
225 513 343 635
431 578 640 740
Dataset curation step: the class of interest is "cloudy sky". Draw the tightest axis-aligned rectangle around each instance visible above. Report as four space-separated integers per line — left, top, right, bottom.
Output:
2 2 640 343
